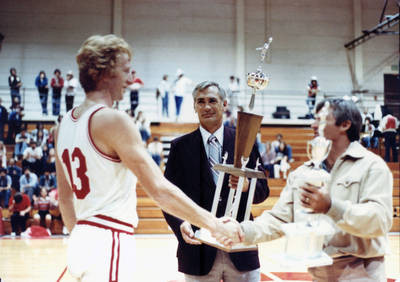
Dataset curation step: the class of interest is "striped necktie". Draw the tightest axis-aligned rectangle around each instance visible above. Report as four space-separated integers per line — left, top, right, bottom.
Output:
208 135 221 184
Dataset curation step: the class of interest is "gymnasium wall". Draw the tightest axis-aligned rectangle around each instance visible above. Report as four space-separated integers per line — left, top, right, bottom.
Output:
0 0 398 93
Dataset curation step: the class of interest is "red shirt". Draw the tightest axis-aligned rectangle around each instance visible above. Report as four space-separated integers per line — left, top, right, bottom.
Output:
9 194 31 212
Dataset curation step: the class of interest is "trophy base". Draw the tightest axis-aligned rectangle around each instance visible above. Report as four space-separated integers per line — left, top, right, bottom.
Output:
194 228 257 253
272 251 333 268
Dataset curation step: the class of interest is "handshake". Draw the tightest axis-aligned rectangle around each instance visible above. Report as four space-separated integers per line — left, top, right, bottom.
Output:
180 217 245 248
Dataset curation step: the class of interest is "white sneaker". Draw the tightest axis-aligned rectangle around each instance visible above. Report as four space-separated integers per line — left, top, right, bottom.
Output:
10 232 16 237
46 228 52 236
62 226 69 235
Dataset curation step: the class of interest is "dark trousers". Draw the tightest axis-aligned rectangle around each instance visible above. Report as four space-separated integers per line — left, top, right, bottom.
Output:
65 95 74 112
39 92 48 114
383 131 398 162
0 122 4 142
11 212 29 235
175 96 183 117
130 90 139 116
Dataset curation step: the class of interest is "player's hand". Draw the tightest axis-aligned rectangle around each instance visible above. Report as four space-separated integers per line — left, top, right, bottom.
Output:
229 175 249 192
212 217 243 247
300 183 331 213
180 221 201 245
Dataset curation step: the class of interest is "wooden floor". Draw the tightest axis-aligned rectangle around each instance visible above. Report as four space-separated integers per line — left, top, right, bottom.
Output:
0 234 399 282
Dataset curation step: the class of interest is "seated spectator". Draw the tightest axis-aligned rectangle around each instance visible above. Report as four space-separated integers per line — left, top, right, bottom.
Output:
7 158 22 192
22 140 43 175
135 111 151 144
271 133 294 162
39 169 56 192
43 148 56 175
33 187 52 233
273 142 291 179
261 141 276 178
46 127 55 148
19 167 39 203
147 137 163 166
379 113 399 162
0 168 12 208
30 123 49 147
14 128 30 160
361 117 378 149
8 192 31 236
0 140 7 168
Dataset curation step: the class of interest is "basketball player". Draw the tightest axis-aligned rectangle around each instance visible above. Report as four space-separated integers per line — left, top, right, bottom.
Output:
55 34 242 282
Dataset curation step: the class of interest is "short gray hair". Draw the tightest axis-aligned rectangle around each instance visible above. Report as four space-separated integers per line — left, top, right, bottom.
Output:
192 81 227 101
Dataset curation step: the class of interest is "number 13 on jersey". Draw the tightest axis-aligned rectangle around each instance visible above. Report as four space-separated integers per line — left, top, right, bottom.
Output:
62 148 91 199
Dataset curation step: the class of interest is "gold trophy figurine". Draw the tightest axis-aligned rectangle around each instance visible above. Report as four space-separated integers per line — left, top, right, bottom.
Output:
247 37 272 111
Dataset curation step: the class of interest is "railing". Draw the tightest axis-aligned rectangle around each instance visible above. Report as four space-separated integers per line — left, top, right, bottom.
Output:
0 85 384 122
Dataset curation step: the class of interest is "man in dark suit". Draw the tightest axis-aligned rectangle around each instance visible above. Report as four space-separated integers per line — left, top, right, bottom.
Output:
163 81 269 281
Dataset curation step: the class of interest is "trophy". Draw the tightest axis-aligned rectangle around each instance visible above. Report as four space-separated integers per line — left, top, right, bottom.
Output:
194 38 272 252
278 101 335 267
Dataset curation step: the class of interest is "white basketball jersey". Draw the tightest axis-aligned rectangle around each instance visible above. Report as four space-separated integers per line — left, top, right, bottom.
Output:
57 104 138 227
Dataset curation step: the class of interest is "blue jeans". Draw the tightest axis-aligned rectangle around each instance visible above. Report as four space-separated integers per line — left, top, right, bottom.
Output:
162 92 169 117
39 92 48 114
306 96 316 114
11 89 21 106
175 96 183 117
52 96 61 116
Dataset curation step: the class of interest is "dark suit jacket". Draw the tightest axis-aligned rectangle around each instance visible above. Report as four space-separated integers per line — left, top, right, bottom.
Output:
163 126 269 276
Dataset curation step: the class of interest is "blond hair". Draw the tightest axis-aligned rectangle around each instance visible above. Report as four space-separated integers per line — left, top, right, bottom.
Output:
76 34 132 92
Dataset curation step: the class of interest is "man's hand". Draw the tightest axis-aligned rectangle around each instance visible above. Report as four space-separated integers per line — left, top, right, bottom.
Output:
180 221 201 245
212 217 244 248
300 183 331 213
229 175 249 192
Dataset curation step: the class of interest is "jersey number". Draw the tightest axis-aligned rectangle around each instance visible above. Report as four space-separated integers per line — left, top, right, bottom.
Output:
62 148 90 199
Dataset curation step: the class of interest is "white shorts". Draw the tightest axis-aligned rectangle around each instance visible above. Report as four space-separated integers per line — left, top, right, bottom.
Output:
67 215 136 282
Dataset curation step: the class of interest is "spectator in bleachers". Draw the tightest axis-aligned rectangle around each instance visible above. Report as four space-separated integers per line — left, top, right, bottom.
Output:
379 113 400 162
50 69 64 116
129 70 144 117
135 111 151 144
31 123 49 148
7 158 22 192
0 168 12 208
157 74 170 118
227 75 240 110
261 141 276 178
0 98 8 142
6 100 23 145
35 70 49 115
0 141 7 168
361 117 378 149
43 148 56 175
271 133 294 162
19 167 39 203
22 140 43 175
147 136 163 166
39 169 56 192
172 68 193 121
14 127 30 160
273 142 291 179
47 127 56 148
306 76 320 118
8 192 31 236
64 70 79 112
33 187 52 233
8 67 22 106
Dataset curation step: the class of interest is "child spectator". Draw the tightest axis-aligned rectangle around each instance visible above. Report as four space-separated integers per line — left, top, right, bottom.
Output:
33 187 52 233
8 192 31 236
0 168 12 208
